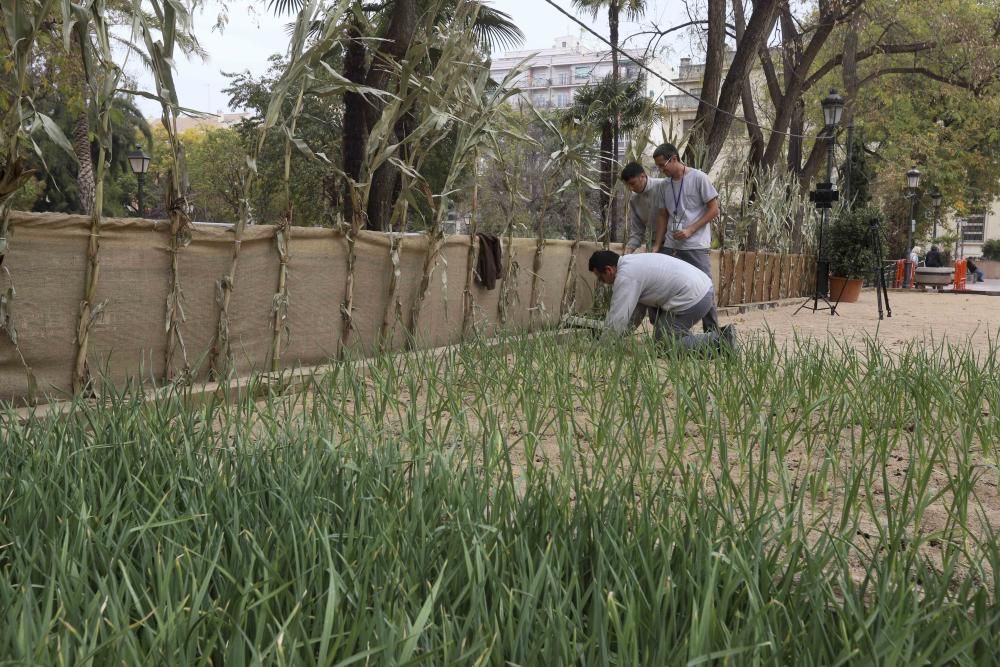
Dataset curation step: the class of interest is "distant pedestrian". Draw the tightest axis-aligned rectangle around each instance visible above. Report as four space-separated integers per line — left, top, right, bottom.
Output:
967 257 985 283
924 245 943 267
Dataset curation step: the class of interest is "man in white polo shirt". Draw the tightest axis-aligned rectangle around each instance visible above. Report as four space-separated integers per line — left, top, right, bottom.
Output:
652 142 720 332
589 250 735 353
620 162 666 254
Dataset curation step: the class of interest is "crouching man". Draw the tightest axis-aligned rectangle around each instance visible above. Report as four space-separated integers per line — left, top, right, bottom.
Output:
589 250 734 353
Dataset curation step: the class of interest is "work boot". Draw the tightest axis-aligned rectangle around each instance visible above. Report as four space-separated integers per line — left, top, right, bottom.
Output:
719 324 737 353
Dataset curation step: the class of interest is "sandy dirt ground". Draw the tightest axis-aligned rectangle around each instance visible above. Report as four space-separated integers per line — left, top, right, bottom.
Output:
722 289 1000 352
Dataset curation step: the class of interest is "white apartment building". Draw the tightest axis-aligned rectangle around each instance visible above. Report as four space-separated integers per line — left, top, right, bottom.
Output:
658 52 738 136
489 35 670 111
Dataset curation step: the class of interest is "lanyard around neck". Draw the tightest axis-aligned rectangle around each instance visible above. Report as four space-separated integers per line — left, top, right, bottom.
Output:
670 168 685 212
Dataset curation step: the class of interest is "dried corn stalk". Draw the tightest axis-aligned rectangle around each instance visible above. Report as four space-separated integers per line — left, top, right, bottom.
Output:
461 150 480 338
270 214 291 372
132 0 200 381
269 79 306 373
71 4 121 394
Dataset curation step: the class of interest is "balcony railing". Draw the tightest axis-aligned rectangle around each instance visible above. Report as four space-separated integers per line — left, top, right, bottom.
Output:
659 94 699 110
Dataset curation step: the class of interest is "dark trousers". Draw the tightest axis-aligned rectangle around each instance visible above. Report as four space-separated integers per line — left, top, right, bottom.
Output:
659 247 718 332
629 290 721 353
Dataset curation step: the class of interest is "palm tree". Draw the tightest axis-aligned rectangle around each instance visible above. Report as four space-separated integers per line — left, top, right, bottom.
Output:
565 75 658 244
268 0 524 230
569 0 646 242
56 5 205 215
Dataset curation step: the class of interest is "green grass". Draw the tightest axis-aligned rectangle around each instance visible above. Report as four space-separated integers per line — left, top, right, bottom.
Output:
1 331 999 665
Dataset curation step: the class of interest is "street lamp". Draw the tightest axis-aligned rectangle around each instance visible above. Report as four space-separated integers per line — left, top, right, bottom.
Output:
127 145 151 216
821 88 845 129
930 188 942 240
795 89 844 316
903 166 921 287
820 88 845 194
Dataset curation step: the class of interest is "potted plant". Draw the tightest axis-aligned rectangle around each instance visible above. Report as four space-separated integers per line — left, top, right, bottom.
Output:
826 205 884 302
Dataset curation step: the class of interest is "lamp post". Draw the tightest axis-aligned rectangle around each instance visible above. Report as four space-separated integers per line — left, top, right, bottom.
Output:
903 166 921 287
822 89 844 187
930 188 942 241
795 88 843 316
127 145 151 216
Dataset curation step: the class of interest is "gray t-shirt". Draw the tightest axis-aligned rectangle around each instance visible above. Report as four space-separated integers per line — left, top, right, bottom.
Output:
661 167 719 250
603 253 713 333
625 176 666 251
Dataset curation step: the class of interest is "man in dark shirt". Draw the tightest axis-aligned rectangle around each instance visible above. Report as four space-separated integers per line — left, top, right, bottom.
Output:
966 257 985 283
924 245 943 267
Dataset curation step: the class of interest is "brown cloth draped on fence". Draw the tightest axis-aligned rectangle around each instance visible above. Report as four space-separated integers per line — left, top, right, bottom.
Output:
475 232 503 290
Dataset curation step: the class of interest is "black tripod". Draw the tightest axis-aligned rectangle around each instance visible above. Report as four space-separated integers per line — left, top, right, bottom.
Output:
868 217 891 320
794 182 840 316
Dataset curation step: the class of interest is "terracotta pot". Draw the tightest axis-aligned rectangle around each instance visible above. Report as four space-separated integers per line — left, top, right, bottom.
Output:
829 276 863 303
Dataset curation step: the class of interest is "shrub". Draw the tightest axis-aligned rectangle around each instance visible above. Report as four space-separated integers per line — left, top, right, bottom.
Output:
982 239 1000 261
827 205 885 279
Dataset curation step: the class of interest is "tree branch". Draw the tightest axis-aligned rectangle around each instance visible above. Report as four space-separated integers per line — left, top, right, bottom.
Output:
757 40 782 108
858 66 981 93
804 41 940 91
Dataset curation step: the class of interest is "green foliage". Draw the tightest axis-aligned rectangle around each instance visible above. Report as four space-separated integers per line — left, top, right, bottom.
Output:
841 129 875 209
734 166 819 254
828 204 885 279
217 55 340 225
25 96 150 216
477 109 600 240
8 175 43 211
847 0 1000 219
982 239 1000 262
1 333 999 662
146 126 256 223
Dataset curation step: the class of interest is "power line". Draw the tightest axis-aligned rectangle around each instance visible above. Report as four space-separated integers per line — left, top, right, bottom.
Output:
539 0 817 142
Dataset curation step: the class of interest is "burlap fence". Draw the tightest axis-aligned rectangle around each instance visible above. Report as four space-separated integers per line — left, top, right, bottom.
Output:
0 213 603 403
0 212 817 404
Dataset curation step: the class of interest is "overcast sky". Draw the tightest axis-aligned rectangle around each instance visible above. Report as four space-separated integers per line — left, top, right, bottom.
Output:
131 0 698 117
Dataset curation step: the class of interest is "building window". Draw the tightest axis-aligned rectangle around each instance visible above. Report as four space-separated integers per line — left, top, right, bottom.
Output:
962 214 986 242
561 41 567 47
690 87 702 97
682 119 696 135
574 66 592 79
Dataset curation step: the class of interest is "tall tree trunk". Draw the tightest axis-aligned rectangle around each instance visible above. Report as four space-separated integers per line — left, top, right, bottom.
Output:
341 0 416 231
608 1 621 244
760 0 843 169
692 0 726 154
787 97 805 178
734 0 765 246
734 0 765 166
701 0 781 171
73 112 96 215
599 121 613 246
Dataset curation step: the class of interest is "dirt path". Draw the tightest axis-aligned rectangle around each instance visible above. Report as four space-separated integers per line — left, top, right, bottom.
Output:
723 289 1000 353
